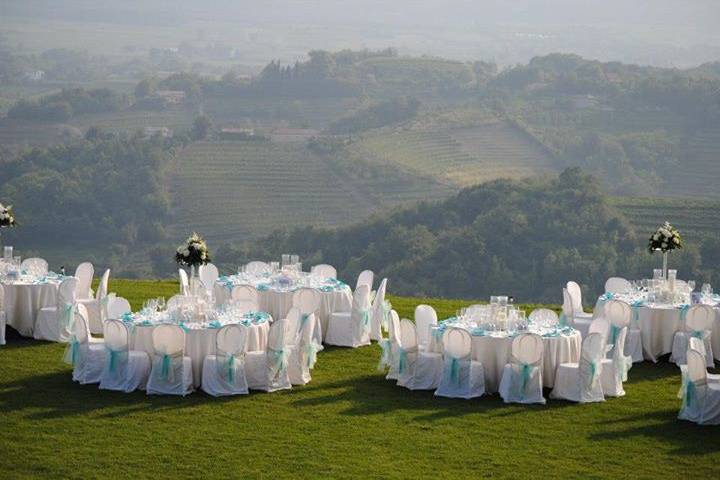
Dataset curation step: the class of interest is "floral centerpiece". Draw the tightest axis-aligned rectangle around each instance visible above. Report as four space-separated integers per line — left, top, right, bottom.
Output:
175 232 211 267
648 221 682 279
175 232 211 295
0 203 16 250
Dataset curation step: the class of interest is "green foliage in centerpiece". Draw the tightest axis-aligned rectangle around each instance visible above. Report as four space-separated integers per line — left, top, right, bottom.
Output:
0 203 16 228
175 232 211 267
648 221 682 253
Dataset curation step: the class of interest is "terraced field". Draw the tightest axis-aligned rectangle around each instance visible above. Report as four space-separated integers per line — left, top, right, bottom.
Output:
71 107 196 133
611 196 720 240
349 121 558 187
665 128 720 198
167 141 453 243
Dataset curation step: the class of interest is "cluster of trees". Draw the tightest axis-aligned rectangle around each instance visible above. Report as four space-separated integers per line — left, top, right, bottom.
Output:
215 169 717 303
7 87 126 122
327 97 421 134
0 132 177 247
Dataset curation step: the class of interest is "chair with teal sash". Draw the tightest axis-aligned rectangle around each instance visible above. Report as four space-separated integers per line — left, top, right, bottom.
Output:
604 277 631 295
600 325 629 397
146 324 193 396
355 270 374 293
100 319 150 393
201 324 249 396
245 261 271 276
415 304 438 351
434 327 484 399
292 288 323 343
499 333 545 404
326 285 371 347
602 300 631 357
245 318 292 392
34 277 78 342
370 278 388 342
671 305 716 368
551 332 605 403
64 305 106 384
383 310 402 380
106 296 132 320
528 308 559 327
311 264 337 280
288 310 321 385
678 348 720 425
396 319 442 390
199 263 219 300
230 285 260 311
566 282 593 338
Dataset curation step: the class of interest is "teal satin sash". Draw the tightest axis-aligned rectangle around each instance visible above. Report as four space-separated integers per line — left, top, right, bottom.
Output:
444 356 461 386
105 347 128 375
305 341 320 369
377 338 392 372
63 337 80 366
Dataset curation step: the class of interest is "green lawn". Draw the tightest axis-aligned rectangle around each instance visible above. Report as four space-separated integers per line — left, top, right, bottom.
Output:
1 280 719 479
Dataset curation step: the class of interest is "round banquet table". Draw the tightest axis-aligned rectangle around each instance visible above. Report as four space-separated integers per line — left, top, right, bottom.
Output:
126 314 272 388
594 296 720 362
215 275 352 340
2 281 59 337
429 323 582 393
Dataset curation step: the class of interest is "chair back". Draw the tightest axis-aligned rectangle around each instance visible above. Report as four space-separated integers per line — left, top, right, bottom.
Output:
107 296 132 319
74 262 94 299
443 327 472 359
20 257 48 276
96 269 110 300
372 278 388 320
268 318 289 351
355 270 374 291
588 317 610 343
414 304 438 346
298 311 316 346
72 304 91 344
604 300 631 328
388 310 401 343
604 277 631 294
231 285 259 304
152 324 185 356
686 305 715 332
311 264 337 279
104 319 130 351
292 288 322 315
529 308 559 326
612 326 628 361
231 300 257 315
561 288 573 318
581 332 604 363
351 284 371 325
166 295 186 311
687 349 708 385
398 319 418 351
511 333 543 365
245 261 271 275
199 263 219 290
566 281 585 314
216 324 248 356
284 307 302 339
0 283 4 310
178 269 189 295
57 277 79 306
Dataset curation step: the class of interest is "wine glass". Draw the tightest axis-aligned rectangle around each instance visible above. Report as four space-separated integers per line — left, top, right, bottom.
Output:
688 280 696 292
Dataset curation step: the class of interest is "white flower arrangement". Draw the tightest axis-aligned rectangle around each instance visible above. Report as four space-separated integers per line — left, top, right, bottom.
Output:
175 232 211 267
648 221 682 253
0 203 16 228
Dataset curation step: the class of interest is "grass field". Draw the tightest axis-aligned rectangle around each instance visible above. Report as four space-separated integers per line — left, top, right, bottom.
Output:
349 121 558 187
2 279 719 478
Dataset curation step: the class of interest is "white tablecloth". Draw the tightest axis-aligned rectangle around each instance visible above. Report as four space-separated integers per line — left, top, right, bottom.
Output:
215 281 351 340
429 326 581 393
2 282 59 337
594 297 720 362
129 321 270 388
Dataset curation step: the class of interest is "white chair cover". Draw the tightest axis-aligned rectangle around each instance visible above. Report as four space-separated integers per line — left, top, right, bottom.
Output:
106 296 132 320
245 261 271 275
499 333 545 404
550 332 605 403
604 277 631 294
201 324 249 396
601 326 630 397
231 285 260 306
74 262 94 299
79 268 110 334
355 270 374 292
414 304 438 349
528 308 559 326
63 304 105 384
325 285 371 348
178 269 190 296
20 257 48 276
199 263 219 297
0 286 5 346
99 319 150 392
678 349 720 425
370 278 388 342
146 324 193 396
672 305 715 367
311 264 337 279
34 277 79 342
588 317 610 351
383 311 402 380
245 319 292 392
434 328 485 399
288 311 321 385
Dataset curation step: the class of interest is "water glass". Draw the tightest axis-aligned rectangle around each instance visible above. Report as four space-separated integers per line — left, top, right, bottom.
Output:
281 254 290 267
490 296 499 305
270 261 280 273
688 280 696 292
3 246 12 260
13 256 21 267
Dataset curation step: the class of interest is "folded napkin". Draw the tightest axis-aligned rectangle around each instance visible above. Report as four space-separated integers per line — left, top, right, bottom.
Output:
208 320 223 329
256 283 271 292
600 292 615 301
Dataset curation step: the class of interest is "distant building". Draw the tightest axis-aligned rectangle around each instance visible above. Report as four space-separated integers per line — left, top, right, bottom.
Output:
219 127 256 140
143 127 174 138
270 128 321 142
23 70 45 82
154 90 186 104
